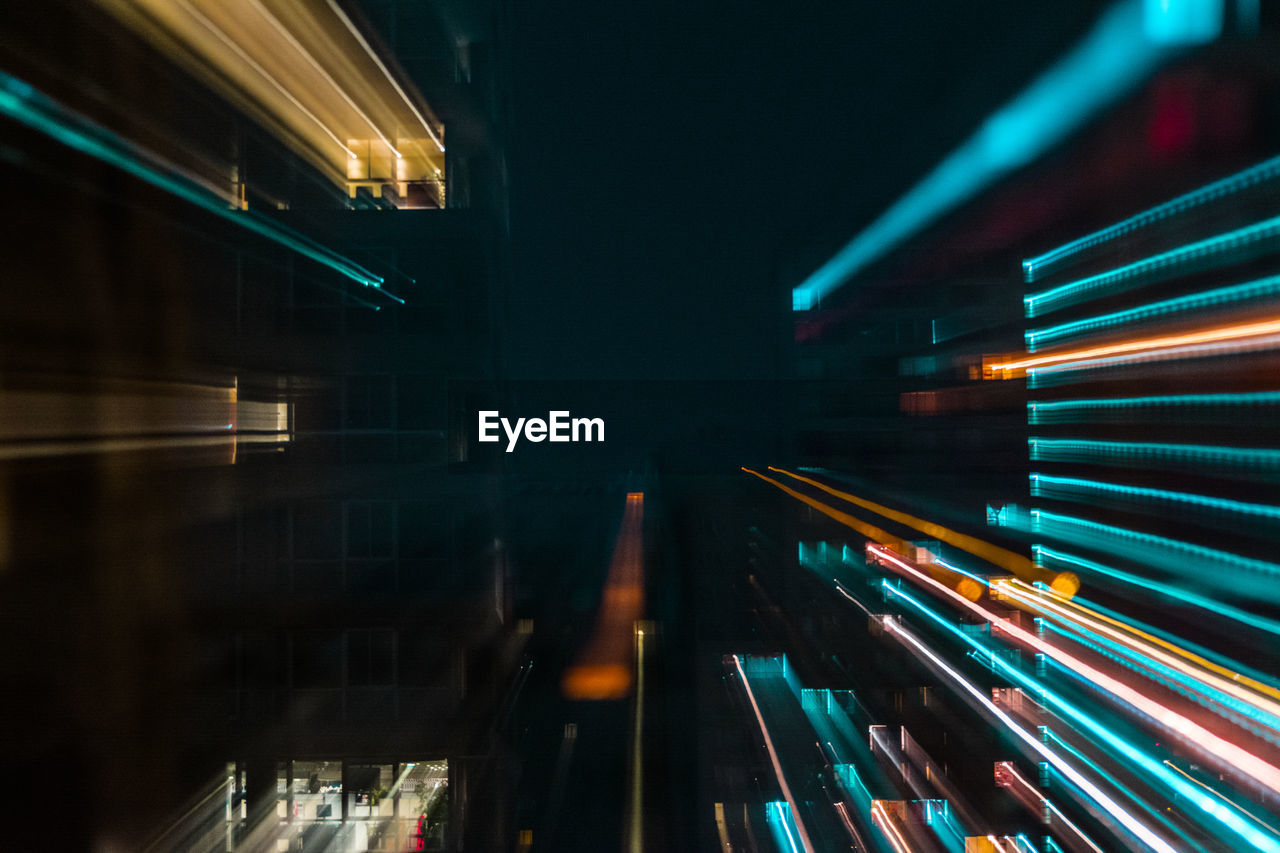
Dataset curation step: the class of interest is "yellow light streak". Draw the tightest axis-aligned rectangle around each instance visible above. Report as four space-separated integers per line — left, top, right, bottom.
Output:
994 578 1280 711
742 468 983 600
176 0 358 160
766 467 1078 597
325 0 444 151
247 0 402 158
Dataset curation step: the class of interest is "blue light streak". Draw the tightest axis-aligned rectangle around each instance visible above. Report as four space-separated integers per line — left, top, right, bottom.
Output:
879 581 1280 852
1028 392 1280 424
1029 473 1280 520
1029 437 1280 472
0 71 401 305
1025 214 1280 318
1033 546 1280 642
995 507 1280 596
792 0 1175 311
1037 726 1202 850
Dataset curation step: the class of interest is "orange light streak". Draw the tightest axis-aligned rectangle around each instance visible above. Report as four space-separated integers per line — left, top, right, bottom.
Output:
562 493 645 700
742 468 983 600
985 315 1280 379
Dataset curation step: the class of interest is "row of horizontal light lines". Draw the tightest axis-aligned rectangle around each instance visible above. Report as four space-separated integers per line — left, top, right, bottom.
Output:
1015 149 1280 849
1019 147 1280 596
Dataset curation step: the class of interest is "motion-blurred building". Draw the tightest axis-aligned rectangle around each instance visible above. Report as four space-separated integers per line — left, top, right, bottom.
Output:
0 1 518 850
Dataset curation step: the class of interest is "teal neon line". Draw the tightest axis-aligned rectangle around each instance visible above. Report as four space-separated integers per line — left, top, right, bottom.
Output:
996 508 1280 588
1023 154 1280 282
934 557 989 587
880 581 1280 852
1034 546 1280 641
0 71 401 305
1029 437 1280 471
1038 726 1206 852
1028 392 1280 424
1025 214 1280 318
1029 473 1280 520
1026 274 1280 351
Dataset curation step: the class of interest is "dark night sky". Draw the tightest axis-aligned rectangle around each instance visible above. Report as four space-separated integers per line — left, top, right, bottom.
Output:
502 2 1113 382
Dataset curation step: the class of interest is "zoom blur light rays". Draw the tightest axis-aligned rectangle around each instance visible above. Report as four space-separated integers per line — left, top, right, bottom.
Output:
997 580 1280 737
791 0 1191 311
324 0 444 152
997 577 1280 711
877 611 1182 853
764 466 1078 596
869 549 1280 801
175 0 359 162
93 0 446 194
245 0 402 159
730 655 816 853
996 761 1106 853
877 582 1280 852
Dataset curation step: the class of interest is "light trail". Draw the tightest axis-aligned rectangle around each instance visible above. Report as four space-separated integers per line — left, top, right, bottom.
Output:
325 0 445 151
1025 215 1280 317
1026 273 1280 351
870 800 914 853
878 581 1280 852
996 578 1280 713
1028 437 1280 473
791 0 1180 310
870 546 1280 797
987 316 1280 378
1022 154 1280 282
880 617 1179 853
994 507 1280 596
1163 761 1280 837
248 0 403 158
773 802 802 853
176 0 358 160
731 655 815 852
0 72 392 295
627 623 647 853
563 493 645 699
1028 392 1280 424
1032 545 1280 640
1029 472 1280 520
998 760 1108 853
